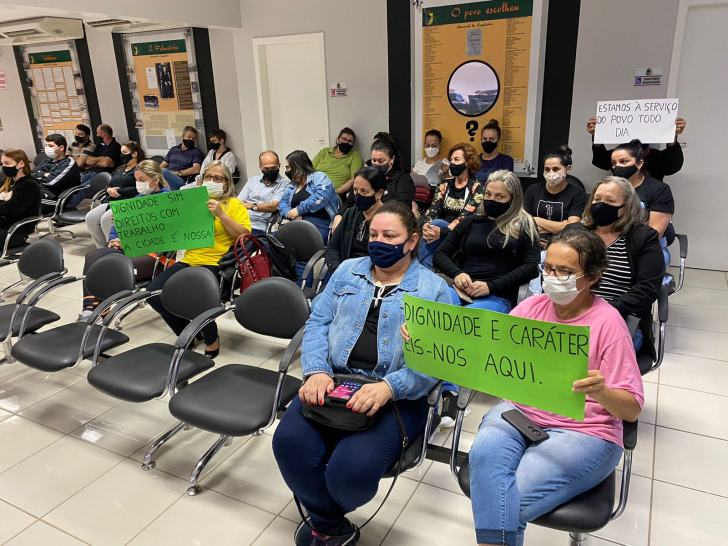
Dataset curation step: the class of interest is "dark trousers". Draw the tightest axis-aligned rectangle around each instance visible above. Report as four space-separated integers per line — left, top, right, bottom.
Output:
82 248 158 311
272 396 428 535
147 262 220 344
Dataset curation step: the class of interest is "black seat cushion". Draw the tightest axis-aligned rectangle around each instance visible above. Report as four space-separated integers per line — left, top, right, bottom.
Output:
303 286 318 300
458 455 616 533
88 343 214 403
169 365 302 436
56 209 89 224
384 414 441 478
636 350 653 375
0 304 60 339
11 323 129 372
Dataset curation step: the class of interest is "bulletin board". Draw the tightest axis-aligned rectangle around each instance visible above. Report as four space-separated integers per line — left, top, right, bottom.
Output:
18 43 92 149
414 0 547 176
121 29 205 155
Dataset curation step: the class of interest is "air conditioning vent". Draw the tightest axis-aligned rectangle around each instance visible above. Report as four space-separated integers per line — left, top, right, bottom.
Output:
0 17 84 45
86 19 133 28
4 28 42 37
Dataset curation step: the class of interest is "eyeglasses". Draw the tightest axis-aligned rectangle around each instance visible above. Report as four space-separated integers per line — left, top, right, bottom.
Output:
339 137 354 145
202 174 227 184
541 263 579 281
424 144 439 149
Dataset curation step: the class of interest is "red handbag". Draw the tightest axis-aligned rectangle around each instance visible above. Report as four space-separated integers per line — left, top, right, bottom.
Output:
234 234 272 294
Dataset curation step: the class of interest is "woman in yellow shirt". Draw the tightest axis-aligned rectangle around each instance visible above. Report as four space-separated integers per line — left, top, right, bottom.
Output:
147 160 250 358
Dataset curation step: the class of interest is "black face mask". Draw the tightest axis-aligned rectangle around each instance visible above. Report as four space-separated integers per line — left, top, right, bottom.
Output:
590 202 625 227
262 169 280 183
182 139 196 149
94 135 103 145
1 165 19 179
482 141 498 154
209 141 221 151
376 163 391 176
285 169 294 181
611 164 638 179
482 199 511 218
338 142 353 155
119 153 133 164
74 136 87 146
449 162 467 177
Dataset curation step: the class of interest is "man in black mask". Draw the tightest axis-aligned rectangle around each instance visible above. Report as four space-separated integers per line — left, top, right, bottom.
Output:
238 150 288 235
69 124 95 169
160 126 204 190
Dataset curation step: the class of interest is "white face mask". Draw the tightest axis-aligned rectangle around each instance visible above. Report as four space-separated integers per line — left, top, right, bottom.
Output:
544 171 566 186
541 273 586 305
202 180 225 198
136 181 153 195
425 147 439 158
44 146 57 158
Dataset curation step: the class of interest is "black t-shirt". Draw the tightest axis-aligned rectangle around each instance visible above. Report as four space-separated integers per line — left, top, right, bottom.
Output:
462 217 519 282
348 284 395 370
291 188 330 221
350 211 370 259
523 182 587 224
88 138 122 173
634 176 674 215
440 183 468 224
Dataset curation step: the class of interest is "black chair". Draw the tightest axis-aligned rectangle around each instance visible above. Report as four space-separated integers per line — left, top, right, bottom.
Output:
10 253 136 372
54 171 112 226
150 155 165 165
666 233 688 295
625 283 668 376
32 153 47 168
450 388 637 546
87 267 220 407
144 277 310 495
0 203 45 268
566 174 586 192
0 238 66 363
274 220 328 299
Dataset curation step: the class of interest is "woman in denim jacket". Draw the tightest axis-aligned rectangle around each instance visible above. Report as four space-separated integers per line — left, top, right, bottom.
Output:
273 201 450 546
278 150 340 244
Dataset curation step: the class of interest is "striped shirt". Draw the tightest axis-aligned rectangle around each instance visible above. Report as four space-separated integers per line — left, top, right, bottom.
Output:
592 236 632 301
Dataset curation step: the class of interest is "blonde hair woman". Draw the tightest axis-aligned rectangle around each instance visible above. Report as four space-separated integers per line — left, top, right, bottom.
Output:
433 169 540 312
146 160 251 358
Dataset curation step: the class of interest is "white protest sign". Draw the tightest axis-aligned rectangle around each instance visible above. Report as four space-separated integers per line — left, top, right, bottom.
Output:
594 98 679 144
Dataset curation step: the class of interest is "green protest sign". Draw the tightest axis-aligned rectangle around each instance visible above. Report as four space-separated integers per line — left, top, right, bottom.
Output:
109 186 214 258
403 295 589 420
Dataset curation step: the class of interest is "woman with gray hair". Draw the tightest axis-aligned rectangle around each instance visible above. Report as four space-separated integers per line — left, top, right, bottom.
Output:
147 160 251 358
566 175 664 353
433 169 540 312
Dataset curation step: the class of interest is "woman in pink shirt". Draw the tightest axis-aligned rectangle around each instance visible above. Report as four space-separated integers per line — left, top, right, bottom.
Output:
468 228 644 546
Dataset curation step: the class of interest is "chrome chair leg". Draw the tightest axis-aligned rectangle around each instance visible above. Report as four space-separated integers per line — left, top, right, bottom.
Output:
568 532 587 546
114 302 140 330
141 421 187 470
187 435 230 496
0 338 15 365
46 218 75 240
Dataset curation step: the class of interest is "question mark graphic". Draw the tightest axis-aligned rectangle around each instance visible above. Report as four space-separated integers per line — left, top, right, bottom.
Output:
466 121 478 142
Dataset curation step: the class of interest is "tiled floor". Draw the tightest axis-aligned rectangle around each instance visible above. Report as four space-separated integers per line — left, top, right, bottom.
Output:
0 224 726 545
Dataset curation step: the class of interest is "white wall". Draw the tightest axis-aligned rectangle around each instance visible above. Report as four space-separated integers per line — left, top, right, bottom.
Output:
233 0 389 179
0 45 35 154
568 0 681 189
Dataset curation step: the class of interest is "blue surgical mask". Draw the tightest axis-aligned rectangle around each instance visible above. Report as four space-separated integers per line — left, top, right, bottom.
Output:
368 240 409 269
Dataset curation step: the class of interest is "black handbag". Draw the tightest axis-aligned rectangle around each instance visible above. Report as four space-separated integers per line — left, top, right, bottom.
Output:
296 373 410 536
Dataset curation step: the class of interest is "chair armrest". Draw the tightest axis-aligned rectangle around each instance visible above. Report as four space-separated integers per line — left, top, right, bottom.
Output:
54 185 86 216
658 284 669 324
676 233 688 259
86 290 135 325
174 305 232 351
623 420 638 451
457 387 474 411
1 216 43 258
301 249 326 288
15 272 68 305
517 282 530 304
625 315 640 341
427 380 443 406
278 327 304 373
450 387 475 480
101 290 161 327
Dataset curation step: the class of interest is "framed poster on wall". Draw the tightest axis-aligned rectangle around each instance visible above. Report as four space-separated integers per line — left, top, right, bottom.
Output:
18 43 93 151
121 29 205 156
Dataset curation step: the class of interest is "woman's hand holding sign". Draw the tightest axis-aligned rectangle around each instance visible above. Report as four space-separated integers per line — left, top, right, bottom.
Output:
573 369 641 422
207 199 224 218
108 238 121 250
572 370 605 399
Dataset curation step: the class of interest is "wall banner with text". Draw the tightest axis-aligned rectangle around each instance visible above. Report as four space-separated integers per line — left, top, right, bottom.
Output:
403 295 589 420
422 0 533 163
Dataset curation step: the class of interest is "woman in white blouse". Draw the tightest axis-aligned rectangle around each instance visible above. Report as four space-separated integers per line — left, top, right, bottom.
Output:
412 129 445 186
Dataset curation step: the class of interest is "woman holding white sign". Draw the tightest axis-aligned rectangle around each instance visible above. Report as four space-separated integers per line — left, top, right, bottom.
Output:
405 229 644 546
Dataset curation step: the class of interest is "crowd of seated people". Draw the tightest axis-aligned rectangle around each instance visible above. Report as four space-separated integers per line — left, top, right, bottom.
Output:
2 115 690 546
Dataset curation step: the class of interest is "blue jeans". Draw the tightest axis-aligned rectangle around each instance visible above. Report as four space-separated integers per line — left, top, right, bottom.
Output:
660 237 671 285
162 168 186 191
443 289 511 395
418 219 450 269
67 171 98 208
273 396 429 535
633 329 644 352
301 215 331 245
469 402 623 546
